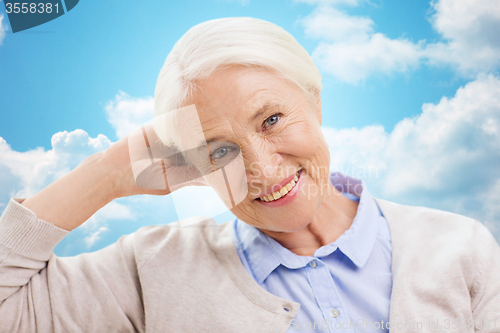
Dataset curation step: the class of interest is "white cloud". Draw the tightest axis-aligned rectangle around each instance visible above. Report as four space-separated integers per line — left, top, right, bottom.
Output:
383 74 500 197
313 33 422 84
84 226 109 248
0 130 111 199
426 0 500 74
105 91 154 139
323 74 500 241
300 6 423 83
323 124 388 178
83 200 134 231
82 200 134 248
301 6 373 42
301 0 500 83
0 129 137 250
0 13 7 45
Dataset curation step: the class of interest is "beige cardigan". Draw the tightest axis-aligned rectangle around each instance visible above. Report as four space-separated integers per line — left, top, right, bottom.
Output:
0 197 499 332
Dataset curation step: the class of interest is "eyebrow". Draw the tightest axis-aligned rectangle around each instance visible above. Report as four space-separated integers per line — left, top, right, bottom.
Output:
251 102 281 122
197 136 224 149
203 136 224 144
197 102 283 147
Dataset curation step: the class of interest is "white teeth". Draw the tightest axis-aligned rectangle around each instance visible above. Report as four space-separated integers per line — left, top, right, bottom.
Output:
260 171 300 202
279 187 288 196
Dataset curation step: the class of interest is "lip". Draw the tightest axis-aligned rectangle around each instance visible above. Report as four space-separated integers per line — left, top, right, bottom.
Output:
257 170 300 199
256 171 302 207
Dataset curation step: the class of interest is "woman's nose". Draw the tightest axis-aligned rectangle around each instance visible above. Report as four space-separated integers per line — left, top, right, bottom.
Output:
244 145 283 182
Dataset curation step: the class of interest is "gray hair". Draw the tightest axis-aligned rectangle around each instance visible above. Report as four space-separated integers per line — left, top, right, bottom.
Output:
153 17 322 149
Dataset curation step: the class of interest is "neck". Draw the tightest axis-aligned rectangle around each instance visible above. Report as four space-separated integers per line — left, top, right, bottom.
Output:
261 184 359 256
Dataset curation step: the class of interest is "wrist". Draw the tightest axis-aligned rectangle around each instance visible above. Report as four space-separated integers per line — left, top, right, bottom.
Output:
95 139 134 199
82 151 117 202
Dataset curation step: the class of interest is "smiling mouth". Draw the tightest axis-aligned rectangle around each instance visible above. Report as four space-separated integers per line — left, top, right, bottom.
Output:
259 170 301 202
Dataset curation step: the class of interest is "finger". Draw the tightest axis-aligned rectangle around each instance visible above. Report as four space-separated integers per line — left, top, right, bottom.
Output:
135 160 171 191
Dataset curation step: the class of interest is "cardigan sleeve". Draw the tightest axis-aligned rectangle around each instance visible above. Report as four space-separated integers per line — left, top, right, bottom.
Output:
0 198 146 333
470 220 500 332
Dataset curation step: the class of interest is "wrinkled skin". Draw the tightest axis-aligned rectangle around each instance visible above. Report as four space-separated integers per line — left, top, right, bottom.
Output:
187 66 358 255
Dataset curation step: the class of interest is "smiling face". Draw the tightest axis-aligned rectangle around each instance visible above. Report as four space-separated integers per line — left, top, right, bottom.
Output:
186 65 331 234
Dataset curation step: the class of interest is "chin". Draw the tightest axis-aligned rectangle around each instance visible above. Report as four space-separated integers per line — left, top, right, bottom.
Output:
263 205 319 233
232 182 323 232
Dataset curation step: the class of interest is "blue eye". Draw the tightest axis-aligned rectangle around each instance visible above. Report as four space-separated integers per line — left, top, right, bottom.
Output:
265 115 280 128
212 147 229 159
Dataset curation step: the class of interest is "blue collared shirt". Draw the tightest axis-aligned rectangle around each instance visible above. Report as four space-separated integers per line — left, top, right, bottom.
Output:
231 172 392 332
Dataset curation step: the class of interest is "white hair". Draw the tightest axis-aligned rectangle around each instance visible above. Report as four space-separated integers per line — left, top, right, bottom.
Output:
153 17 322 149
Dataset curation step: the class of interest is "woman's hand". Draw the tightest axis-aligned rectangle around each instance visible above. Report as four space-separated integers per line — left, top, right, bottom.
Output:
118 123 208 197
103 133 172 199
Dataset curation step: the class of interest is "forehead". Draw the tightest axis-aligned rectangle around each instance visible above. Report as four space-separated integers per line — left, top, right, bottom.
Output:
189 66 305 130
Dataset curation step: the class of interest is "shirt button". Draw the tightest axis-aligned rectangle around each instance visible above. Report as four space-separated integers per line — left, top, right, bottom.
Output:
330 309 340 318
308 260 317 268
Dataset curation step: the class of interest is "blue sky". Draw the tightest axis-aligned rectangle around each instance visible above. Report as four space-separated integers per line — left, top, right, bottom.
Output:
0 0 499 256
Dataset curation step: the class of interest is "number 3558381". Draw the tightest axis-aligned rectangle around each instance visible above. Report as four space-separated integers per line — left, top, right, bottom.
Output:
5 2 59 14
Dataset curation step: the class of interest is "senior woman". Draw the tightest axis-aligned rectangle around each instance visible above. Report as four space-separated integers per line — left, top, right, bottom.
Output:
1 18 499 333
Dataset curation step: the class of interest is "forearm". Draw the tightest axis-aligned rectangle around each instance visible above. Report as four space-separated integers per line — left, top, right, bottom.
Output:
0 199 144 332
21 152 115 231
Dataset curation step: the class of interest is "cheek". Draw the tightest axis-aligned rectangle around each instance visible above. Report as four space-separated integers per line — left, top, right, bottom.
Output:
278 121 329 164
204 154 248 209
240 136 272 165
230 198 263 223
280 123 330 190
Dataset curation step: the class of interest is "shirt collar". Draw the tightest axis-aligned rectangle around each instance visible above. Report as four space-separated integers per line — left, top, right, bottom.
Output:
233 220 282 285
325 172 381 268
233 172 382 285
